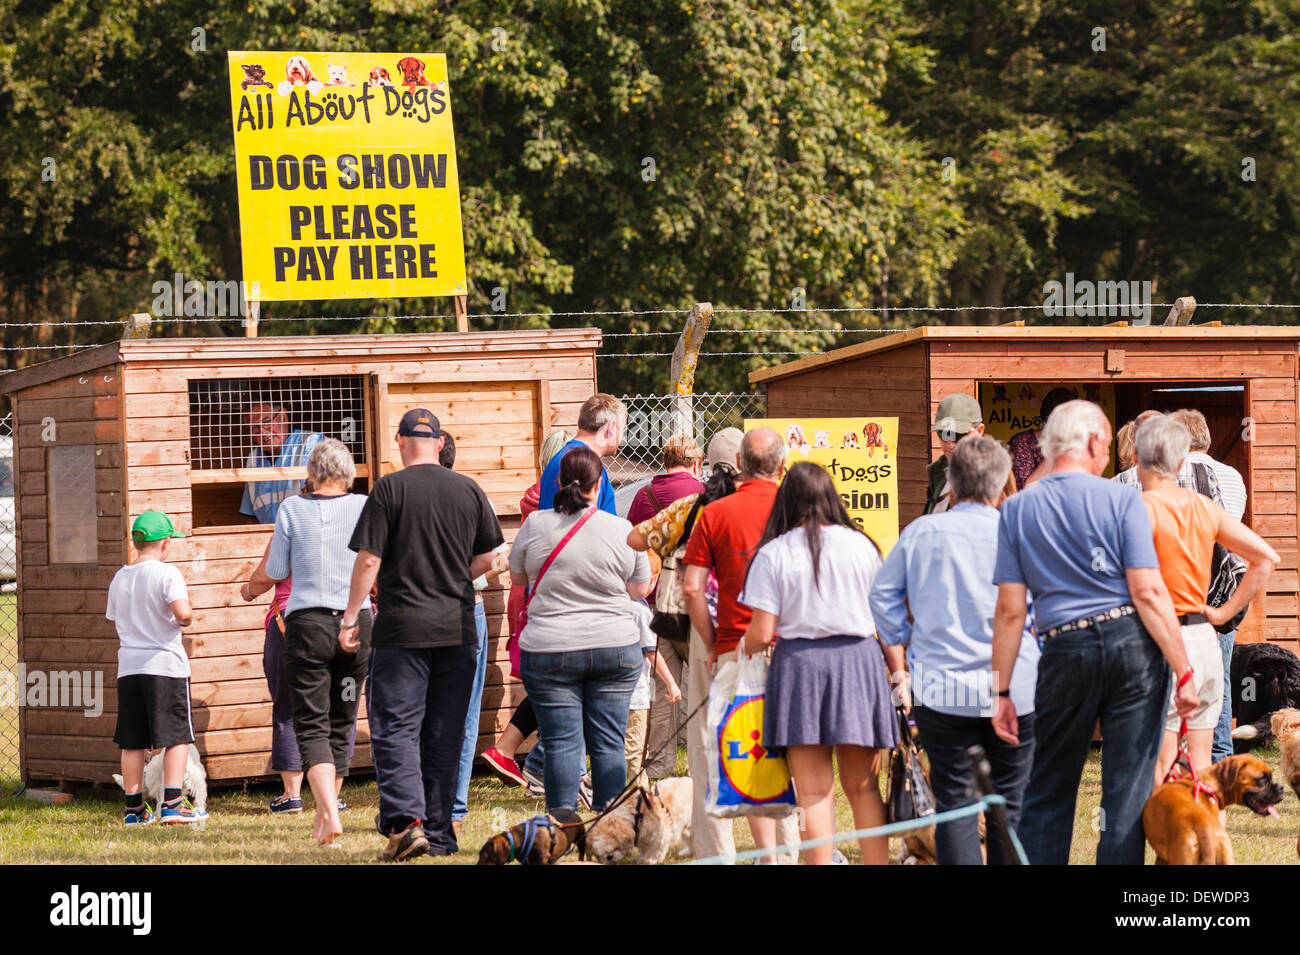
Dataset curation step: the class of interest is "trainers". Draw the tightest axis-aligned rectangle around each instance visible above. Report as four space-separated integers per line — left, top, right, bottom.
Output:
270 794 303 814
831 848 849 865
337 798 348 811
482 747 526 787
381 821 429 862
124 805 155 826
577 774 594 811
160 800 209 824
522 766 545 797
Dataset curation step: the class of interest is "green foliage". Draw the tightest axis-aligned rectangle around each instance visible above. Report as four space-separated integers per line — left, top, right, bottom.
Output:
1 0 1297 390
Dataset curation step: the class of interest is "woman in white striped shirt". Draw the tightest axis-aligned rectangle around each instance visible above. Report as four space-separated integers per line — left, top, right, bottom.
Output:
260 439 371 845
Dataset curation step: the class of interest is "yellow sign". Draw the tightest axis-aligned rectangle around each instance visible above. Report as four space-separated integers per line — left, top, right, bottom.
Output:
746 417 901 555
227 51 466 301
978 383 1117 478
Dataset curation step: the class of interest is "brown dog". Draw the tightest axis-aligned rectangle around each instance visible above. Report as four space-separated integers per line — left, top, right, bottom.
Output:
396 56 430 87
1270 707 1300 858
1143 754 1285 864
477 810 585 865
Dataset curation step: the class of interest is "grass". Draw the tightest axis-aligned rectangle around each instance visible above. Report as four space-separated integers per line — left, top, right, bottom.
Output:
0 743 1294 864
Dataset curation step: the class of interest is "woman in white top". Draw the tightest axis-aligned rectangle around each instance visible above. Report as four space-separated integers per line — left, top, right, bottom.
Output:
741 461 906 865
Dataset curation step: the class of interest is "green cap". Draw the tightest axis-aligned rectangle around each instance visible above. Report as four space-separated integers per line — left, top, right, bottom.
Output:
131 510 185 543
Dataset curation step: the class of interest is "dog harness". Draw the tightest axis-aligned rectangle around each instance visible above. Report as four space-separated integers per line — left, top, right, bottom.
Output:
505 815 554 865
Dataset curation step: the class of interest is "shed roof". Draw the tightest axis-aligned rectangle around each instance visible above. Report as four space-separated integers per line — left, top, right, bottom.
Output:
0 328 603 395
749 324 1300 384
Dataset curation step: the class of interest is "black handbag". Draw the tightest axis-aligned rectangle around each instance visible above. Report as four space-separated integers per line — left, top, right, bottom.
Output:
1191 463 1249 634
886 707 936 824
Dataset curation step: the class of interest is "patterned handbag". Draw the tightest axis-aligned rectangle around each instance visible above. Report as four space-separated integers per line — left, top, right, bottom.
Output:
886 707 936 824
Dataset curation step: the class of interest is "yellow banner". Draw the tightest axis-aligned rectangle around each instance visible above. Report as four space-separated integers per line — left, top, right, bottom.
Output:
227 51 466 301
745 417 901 555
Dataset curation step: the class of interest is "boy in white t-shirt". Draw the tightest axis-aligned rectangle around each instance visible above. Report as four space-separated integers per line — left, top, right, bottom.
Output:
626 603 681 783
107 511 207 824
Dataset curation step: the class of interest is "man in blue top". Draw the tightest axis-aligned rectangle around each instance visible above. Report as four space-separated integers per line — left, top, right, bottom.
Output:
241 402 326 525
537 392 623 515
990 400 1197 866
525 392 625 803
871 434 1041 866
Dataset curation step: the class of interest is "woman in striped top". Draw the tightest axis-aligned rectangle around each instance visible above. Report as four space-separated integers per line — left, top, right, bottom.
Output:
260 439 371 845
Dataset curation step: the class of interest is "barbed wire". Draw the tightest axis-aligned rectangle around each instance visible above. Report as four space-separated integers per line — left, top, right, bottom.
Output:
0 300 1297 331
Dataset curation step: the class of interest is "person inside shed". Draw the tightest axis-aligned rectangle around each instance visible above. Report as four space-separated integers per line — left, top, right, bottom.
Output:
239 400 328 815
241 402 327 524
926 394 985 514
1007 387 1076 490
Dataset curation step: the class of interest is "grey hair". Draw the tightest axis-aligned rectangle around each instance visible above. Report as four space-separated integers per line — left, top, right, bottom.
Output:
1039 400 1110 463
306 438 355 487
1135 414 1190 480
949 435 1012 504
1170 408 1212 452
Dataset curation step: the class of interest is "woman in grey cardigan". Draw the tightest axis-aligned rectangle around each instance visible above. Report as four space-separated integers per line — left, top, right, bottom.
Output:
259 438 370 845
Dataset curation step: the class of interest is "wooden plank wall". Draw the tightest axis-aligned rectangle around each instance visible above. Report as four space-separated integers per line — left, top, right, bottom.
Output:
763 342 930 527
16 368 128 784
925 337 1298 656
18 347 594 784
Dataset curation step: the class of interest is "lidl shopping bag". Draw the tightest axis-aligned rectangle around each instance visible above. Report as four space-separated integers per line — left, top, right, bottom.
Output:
705 649 796 818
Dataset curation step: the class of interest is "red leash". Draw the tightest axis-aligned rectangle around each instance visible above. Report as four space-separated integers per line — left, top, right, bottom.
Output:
1161 669 1220 809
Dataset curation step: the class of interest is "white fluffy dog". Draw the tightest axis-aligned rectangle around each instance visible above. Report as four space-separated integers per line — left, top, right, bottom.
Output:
112 743 207 813
585 776 693 865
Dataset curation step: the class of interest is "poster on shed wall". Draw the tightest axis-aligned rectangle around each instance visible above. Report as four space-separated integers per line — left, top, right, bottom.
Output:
227 51 467 301
745 417 900 556
978 383 1117 478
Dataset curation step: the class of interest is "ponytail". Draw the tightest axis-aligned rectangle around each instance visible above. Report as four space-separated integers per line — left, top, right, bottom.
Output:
554 445 603 515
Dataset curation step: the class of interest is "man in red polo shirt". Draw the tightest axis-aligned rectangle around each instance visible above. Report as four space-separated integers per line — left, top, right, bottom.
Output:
681 426 800 864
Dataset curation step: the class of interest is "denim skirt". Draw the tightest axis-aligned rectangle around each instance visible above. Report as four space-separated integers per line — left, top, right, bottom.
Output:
763 635 898 749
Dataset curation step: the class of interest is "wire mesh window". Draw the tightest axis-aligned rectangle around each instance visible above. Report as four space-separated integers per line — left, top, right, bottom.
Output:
608 393 767 487
188 376 368 471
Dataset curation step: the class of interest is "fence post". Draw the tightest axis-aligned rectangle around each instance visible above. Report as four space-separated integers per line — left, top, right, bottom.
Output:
670 302 712 437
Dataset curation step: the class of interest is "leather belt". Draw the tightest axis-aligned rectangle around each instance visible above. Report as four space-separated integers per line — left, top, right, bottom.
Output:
1043 604 1136 640
1178 612 1209 626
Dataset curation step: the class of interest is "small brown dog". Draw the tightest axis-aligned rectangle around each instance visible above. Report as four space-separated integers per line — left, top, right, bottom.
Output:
1271 707 1300 858
396 56 431 87
477 810 585 865
1143 754 1285 864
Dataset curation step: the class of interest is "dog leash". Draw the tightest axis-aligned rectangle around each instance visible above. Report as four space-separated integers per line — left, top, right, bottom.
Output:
1162 676 1221 810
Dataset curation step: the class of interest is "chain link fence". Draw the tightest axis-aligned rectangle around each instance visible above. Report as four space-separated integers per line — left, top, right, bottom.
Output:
610 393 766 491
0 412 16 788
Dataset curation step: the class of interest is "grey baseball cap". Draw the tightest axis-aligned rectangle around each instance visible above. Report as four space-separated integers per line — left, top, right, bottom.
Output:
932 393 982 434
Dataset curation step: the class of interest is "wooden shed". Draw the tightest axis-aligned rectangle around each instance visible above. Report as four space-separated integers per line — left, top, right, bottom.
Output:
1 329 600 785
752 325 1300 655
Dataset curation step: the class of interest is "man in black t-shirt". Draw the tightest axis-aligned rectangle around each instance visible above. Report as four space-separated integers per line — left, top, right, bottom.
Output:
342 408 504 860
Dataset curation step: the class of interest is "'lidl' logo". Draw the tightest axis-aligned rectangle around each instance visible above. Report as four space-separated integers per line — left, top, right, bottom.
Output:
717 695 792 804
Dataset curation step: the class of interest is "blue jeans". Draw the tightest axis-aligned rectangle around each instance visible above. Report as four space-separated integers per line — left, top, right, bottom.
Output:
1212 629 1236 762
1017 613 1170 865
452 602 489 821
369 642 476 854
521 642 641 812
912 707 1036 865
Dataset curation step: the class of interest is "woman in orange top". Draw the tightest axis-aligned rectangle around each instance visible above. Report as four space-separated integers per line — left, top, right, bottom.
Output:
1136 415 1277 784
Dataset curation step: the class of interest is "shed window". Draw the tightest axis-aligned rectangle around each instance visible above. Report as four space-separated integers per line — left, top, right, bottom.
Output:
48 445 97 563
187 376 369 527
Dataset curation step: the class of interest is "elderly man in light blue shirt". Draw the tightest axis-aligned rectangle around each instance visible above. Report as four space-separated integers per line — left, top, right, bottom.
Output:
870 434 1040 865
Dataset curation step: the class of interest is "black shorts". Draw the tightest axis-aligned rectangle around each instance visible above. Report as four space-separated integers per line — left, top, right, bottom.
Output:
113 674 195 751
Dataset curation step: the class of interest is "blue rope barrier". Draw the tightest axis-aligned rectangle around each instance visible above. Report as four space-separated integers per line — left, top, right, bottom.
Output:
679 793 1030 865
